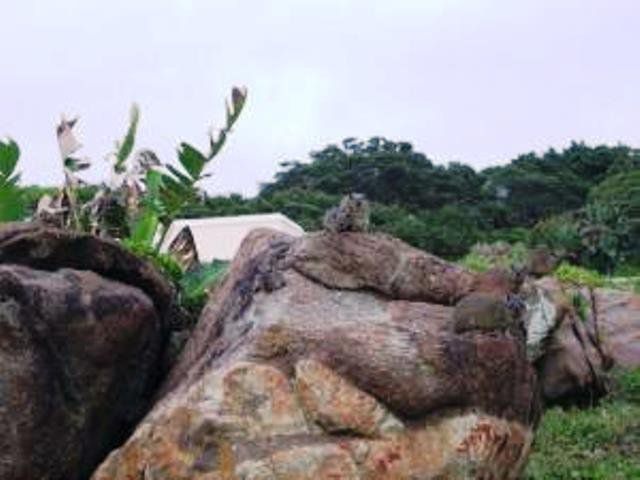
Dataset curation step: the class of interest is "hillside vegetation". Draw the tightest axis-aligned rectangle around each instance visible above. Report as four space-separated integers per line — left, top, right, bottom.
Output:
182 137 640 273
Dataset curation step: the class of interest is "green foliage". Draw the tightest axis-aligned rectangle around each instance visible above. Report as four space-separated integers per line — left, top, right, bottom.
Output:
459 242 529 272
261 137 485 213
526 368 640 479
590 169 640 264
480 226 531 245
130 87 248 249
179 261 228 312
579 202 631 274
129 169 164 245
590 169 640 219
122 238 184 284
553 262 605 289
114 103 140 173
605 276 640 294
530 214 582 257
122 240 228 314
415 205 483 258
571 291 590 322
121 241 229 315
256 137 640 265
531 200 632 274
614 367 640 403
263 139 639 229
0 139 25 222
459 252 493 273
0 139 20 184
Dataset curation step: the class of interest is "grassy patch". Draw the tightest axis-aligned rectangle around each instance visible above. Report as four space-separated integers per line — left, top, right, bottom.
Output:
526 368 640 479
553 262 605 289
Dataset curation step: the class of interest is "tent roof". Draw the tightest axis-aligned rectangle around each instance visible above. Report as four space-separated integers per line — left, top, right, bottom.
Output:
161 213 304 262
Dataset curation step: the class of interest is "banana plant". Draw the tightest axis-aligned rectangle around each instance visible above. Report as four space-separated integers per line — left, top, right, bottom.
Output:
0 138 25 222
84 104 142 237
56 116 91 229
130 86 247 249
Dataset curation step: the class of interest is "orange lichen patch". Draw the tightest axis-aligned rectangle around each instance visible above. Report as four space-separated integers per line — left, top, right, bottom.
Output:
351 413 532 480
295 359 403 437
252 324 297 359
92 406 239 480
454 418 532 479
354 429 446 479
219 362 309 438
270 444 359 480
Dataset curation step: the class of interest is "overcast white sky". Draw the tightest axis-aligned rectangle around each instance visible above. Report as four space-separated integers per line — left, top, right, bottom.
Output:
1 0 639 195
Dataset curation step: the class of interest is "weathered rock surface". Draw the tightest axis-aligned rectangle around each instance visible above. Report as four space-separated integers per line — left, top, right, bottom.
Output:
526 247 558 278
524 277 640 405
93 230 539 480
0 222 173 313
0 223 172 480
595 288 640 369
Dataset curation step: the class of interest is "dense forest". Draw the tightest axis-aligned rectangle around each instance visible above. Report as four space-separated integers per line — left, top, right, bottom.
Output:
177 137 639 273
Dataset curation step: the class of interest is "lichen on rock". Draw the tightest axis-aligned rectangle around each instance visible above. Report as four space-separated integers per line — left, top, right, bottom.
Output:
91 228 540 479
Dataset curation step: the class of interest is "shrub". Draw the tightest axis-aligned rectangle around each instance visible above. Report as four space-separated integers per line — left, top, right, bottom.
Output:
578 202 631 274
553 262 604 289
530 214 582 259
459 241 529 272
179 261 228 312
122 239 184 284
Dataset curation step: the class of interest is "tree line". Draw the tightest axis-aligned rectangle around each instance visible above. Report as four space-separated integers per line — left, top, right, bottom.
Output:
181 137 639 273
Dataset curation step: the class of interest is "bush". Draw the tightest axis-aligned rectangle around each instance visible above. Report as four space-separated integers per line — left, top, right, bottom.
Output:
459 241 528 273
578 202 631 274
179 261 228 312
530 214 582 259
590 170 640 265
122 239 184 284
553 262 605 289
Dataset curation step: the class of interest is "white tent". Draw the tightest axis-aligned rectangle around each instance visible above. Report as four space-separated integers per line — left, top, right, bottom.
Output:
160 213 304 262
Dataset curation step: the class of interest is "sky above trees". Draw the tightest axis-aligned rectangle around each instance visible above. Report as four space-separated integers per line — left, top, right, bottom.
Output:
1 0 639 195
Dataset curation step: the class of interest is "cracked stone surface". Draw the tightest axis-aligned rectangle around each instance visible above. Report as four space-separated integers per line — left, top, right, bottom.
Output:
92 229 539 480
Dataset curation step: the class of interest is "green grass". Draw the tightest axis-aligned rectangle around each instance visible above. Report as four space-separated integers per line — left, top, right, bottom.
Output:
458 241 529 273
526 368 640 479
553 262 605 289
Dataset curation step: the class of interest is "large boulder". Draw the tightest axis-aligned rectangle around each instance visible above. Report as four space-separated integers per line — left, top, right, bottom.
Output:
93 230 539 480
595 288 640 369
523 276 640 405
0 223 173 480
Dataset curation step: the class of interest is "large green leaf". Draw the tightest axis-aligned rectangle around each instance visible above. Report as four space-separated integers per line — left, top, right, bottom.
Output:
0 185 25 222
0 139 20 182
177 143 207 180
145 169 164 198
64 156 91 172
129 169 165 245
114 103 140 173
129 208 160 246
226 86 247 126
209 130 227 160
166 164 195 188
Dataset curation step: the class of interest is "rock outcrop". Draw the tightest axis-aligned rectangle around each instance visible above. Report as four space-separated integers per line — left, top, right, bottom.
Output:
595 288 640 369
0 223 173 480
93 230 539 480
523 276 640 405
